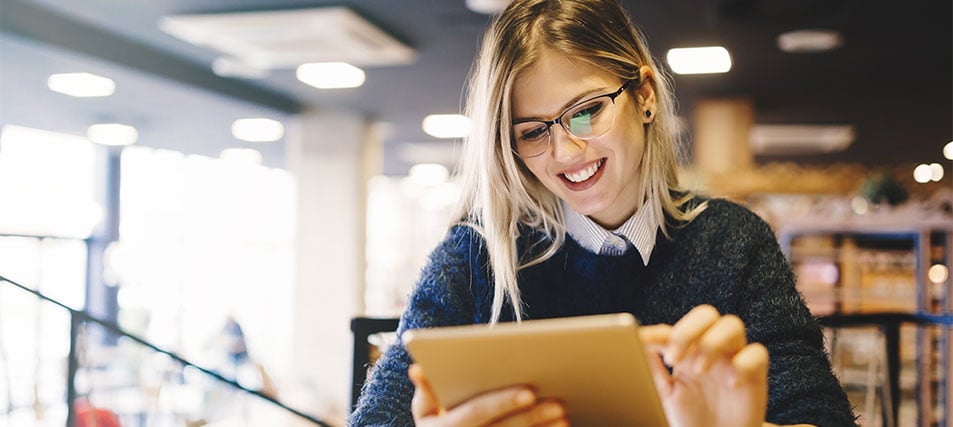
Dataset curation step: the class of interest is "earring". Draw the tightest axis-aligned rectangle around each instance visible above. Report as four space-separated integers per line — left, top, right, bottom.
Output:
644 110 652 118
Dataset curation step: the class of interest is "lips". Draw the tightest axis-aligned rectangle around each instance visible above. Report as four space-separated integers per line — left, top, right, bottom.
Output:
558 158 606 191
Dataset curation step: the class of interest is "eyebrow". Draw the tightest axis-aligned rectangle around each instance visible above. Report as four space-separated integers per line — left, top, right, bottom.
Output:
512 86 612 124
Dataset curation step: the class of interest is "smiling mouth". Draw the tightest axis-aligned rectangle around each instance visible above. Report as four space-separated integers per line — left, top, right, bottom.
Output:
561 158 605 183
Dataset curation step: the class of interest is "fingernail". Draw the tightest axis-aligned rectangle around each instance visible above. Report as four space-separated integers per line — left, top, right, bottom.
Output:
516 390 535 405
663 350 675 366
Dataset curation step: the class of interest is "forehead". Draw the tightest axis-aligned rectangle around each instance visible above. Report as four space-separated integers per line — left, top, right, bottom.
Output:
511 49 618 118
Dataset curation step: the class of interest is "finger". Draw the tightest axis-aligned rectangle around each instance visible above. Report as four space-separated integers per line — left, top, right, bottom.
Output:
487 401 565 427
695 314 747 373
534 417 570 427
639 324 671 354
730 342 769 387
644 347 673 397
409 364 441 418
666 304 720 365
442 387 536 427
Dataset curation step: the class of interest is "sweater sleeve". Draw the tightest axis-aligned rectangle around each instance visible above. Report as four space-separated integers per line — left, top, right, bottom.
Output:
348 225 486 426
726 205 857 427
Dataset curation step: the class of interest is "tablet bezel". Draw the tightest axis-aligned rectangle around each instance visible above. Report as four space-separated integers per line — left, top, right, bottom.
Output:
403 312 669 426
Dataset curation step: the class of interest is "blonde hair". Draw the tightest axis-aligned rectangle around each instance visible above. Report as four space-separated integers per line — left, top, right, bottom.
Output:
451 0 705 323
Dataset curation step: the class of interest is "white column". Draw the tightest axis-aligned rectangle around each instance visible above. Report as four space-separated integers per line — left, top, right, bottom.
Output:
286 108 376 424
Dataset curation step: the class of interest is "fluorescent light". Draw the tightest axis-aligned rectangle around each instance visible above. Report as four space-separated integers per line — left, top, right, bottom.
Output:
777 29 843 53
220 148 263 165
944 141 953 160
422 114 470 138
913 164 932 184
296 62 365 89
666 47 731 75
749 125 853 154
47 73 115 97
87 123 138 146
231 118 284 142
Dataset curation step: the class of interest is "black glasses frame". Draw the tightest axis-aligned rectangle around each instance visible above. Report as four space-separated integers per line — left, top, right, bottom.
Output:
511 78 639 158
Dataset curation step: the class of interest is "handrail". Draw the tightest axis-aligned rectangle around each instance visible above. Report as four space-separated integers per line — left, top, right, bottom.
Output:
0 274 330 427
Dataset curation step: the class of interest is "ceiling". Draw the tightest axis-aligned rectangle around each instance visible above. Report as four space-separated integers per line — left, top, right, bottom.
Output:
0 0 950 174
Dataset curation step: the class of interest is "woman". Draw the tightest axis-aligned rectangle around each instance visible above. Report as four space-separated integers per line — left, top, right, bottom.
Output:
351 0 856 426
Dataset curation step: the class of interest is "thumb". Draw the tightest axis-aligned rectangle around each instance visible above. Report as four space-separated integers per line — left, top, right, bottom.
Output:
409 364 442 418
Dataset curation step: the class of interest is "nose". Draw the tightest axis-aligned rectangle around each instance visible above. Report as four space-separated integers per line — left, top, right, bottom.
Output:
549 125 587 162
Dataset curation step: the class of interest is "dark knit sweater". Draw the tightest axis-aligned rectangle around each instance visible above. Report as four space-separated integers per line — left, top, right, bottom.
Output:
350 199 857 426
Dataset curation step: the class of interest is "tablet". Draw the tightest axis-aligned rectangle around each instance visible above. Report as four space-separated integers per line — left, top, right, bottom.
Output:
403 312 668 427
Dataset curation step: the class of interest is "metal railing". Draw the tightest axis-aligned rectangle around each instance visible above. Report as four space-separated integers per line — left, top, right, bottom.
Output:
0 274 330 427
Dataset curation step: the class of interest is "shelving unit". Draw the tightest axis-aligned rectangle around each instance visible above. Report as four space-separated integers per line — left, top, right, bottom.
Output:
779 220 952 427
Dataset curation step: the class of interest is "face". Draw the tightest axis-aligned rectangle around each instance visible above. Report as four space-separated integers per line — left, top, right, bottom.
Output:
511 49 655 229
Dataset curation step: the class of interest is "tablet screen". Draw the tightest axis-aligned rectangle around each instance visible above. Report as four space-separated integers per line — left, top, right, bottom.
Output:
403 313 668 426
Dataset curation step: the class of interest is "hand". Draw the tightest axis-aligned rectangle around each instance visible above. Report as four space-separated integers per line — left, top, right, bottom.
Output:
408 364 568 427
640 305 769 427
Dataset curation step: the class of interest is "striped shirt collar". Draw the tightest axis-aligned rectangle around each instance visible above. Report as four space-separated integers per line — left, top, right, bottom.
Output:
562 200 659 266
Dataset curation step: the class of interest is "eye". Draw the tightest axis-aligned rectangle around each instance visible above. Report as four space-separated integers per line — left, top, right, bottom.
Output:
570 99 606 120
516 123 549 142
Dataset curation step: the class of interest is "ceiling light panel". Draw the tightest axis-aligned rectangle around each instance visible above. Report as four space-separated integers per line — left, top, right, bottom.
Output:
48 72 115 97
231 118 284 142
87 123 138 146
666 47 732 75
422 114 470 138
159 7 416 70
296 62 365 89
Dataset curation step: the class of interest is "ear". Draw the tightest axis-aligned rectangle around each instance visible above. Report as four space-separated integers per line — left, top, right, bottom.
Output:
635 65 657 124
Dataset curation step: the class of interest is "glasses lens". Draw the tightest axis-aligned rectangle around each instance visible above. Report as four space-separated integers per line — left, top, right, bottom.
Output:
512 121 550 157
563 97 613 139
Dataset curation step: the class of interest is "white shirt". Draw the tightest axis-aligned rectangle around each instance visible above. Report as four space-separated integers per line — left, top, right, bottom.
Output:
562 200 659 266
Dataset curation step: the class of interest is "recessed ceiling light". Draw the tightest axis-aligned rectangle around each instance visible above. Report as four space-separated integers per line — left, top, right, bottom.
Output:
87 123 138 146
777 29 843 53
944 141 953 160
466 0 512 14
296 62 365 89
231 118 284 142
666 47 732 75
47 73 116 97
422 114 470 138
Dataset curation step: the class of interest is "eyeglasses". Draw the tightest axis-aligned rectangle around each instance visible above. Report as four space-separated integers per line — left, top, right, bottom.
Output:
511 79 636 158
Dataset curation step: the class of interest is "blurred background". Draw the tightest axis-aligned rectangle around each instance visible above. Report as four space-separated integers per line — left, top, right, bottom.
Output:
0 0 950 426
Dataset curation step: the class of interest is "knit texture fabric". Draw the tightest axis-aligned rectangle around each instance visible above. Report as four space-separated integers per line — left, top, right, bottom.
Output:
349 199 857 426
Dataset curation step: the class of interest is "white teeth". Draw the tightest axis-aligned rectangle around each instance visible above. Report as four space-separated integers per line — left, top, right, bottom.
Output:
564 159 602 183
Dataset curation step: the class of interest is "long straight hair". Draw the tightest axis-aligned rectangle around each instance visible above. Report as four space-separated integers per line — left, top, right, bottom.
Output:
451 0 705 323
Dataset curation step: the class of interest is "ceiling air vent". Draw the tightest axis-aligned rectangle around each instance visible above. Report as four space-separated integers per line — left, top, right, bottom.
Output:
158 7 416 70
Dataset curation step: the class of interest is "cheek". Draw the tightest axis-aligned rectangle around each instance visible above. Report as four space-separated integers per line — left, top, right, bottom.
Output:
522 159 549 182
